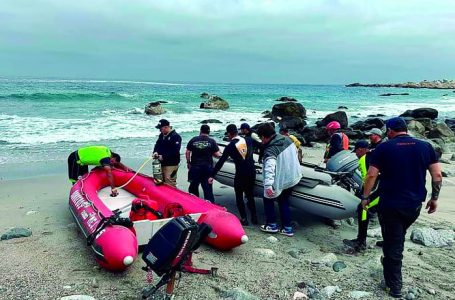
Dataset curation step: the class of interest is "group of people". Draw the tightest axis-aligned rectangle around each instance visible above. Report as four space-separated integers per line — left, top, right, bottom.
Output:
67 116 442 298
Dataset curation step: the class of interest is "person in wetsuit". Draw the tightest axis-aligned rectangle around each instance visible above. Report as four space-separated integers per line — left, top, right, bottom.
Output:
209 124 258 226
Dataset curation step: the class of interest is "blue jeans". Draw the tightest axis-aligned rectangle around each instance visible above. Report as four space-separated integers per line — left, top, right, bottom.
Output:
188 165 215 203
263 187 293 228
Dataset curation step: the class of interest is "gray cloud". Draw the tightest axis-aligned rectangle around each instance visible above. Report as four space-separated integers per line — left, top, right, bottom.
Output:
0 0 454 83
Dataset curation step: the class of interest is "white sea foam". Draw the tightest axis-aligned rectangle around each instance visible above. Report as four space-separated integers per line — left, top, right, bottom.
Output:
0 110 265 146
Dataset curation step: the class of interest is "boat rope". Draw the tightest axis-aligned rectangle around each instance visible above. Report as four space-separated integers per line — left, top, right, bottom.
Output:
113 156 154 192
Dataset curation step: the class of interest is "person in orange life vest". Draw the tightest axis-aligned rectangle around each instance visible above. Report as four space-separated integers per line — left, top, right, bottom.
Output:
323 121 349 163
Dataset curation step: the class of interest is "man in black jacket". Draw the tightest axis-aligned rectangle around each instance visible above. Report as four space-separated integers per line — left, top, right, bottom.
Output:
153 119 182 187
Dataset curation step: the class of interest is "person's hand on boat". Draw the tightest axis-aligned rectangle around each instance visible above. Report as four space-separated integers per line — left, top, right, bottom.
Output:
110 188 119 197
208 177 214 185
265 186 274 197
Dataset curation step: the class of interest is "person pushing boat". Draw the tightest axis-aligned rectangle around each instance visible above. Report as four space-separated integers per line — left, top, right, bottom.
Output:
67 145 130 196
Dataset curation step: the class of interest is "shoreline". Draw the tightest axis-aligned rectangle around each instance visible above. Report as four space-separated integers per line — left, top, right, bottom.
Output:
1 149 454 299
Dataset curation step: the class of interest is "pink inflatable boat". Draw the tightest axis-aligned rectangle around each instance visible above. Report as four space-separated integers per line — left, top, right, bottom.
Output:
69 168 248 272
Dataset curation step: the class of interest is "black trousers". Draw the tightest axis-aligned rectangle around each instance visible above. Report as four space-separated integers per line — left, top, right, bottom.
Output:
188 165 215 203
378 205 421 292
356 203 377 242
233 172 257 220
67 151 88 184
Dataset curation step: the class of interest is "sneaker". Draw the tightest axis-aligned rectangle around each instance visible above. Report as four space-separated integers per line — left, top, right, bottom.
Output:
343 239 367 251
260 224 279 233
279 227 294 237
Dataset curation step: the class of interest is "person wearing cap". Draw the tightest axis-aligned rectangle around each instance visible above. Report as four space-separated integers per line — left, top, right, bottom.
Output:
153 119 182 187
365 127 384 150
240 123 262 144
240 122 263 162
185 125 221 203
279 127 303 164
67 146 131 196
362 117 442 298
323 121 349 163
343 140 381 252
209 124 258 226
256 122 302 237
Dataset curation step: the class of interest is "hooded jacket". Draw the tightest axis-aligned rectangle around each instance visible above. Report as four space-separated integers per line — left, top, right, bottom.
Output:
263 134 302 198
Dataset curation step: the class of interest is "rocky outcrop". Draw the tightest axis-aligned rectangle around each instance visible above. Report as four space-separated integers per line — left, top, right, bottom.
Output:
407 120 426 136
279 116 306 131
200 119 222 124
271 102 306 122
316 111 348 129
351 118 385 131
428 123 455 140
400 108 438 120
144 102 166 115
200 94 229 110
275 96 298 102
346 79 455 89
444 118 455 131
379 93 409 96
262 110 273 119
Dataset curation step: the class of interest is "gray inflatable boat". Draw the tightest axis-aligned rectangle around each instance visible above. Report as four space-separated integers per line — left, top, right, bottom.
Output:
214 148 362 220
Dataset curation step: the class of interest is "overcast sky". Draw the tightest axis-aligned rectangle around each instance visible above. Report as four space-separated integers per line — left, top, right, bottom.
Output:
1 0 454 84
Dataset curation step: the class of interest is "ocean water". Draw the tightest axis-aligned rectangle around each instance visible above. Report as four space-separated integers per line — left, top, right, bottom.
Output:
1 78 454 177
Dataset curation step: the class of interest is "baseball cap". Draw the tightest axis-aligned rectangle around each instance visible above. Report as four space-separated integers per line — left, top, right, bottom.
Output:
386 117 407 131
352 140 369 152
365 128 383 136
225 124 238 135
240 123 250 130
155 119 170 129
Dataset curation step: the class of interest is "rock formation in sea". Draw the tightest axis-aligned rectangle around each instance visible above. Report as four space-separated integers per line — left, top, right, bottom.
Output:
346 79 455 89
199 93 229 110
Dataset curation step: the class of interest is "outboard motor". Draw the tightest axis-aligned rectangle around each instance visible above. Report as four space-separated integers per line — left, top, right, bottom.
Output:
326 150 363 194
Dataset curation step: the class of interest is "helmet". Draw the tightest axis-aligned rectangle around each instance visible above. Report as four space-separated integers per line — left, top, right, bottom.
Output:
326 121 341 130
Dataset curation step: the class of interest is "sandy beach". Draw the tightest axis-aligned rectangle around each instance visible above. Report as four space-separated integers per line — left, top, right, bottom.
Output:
0 148 454 300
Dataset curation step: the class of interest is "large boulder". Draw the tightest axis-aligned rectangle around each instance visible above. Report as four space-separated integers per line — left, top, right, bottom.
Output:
414 118 433 130
144 102 166 115
200 119 222 124
200 94 229 110
410 228 454 247
316 111 348 129
351 118 385 131
279 116 306 131
400 108 438 120
427 123 455 140
445 118 455 131
407 120 426 136
300 126 329 144
275 96 298 102
271 102 306 121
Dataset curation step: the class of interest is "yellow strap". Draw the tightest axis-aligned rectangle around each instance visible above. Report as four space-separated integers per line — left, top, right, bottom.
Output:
112 156 154 192
361 197 379 221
